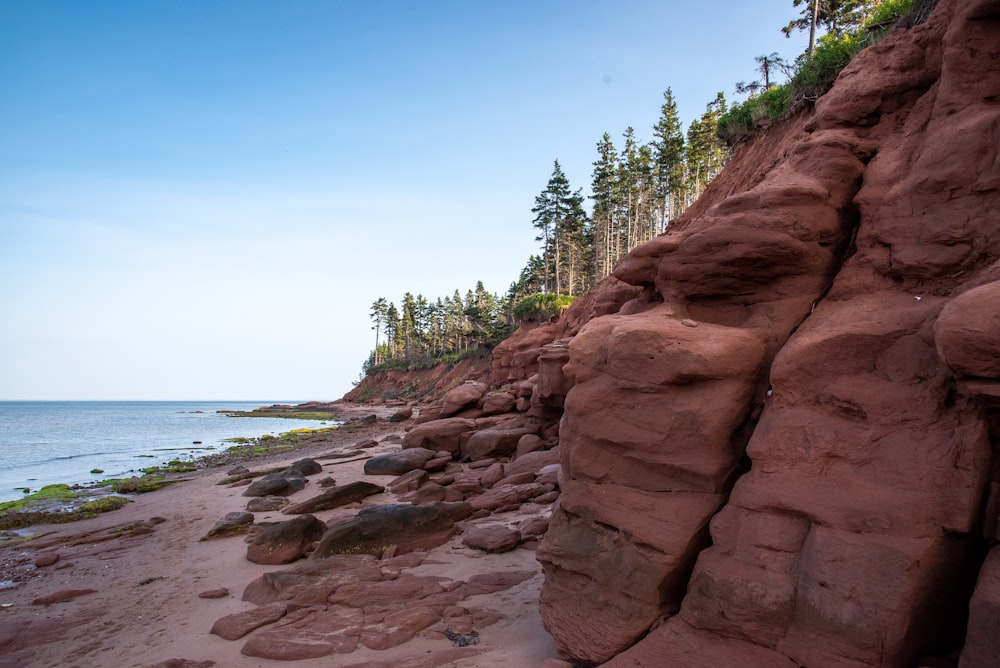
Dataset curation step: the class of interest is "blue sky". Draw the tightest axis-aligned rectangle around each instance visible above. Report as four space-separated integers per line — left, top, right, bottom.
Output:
0 1 809 400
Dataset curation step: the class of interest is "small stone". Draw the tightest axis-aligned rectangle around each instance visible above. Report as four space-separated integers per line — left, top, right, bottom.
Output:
681 318 698 327
198 588 229 599
34 552 60 568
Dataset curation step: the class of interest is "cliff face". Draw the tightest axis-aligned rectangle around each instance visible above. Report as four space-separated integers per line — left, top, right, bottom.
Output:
532 1 1000 666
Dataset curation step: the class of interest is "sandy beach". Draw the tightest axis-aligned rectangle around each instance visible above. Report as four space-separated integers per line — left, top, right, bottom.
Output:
0 404 562 668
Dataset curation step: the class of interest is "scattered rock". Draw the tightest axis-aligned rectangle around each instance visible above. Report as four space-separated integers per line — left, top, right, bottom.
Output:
34 552 59 568
281 481 384 514
311 504 456 558
440 381 488 416
198 588 229 599
401 418 477 455
202 512 254 540
243 470 306 497
246 496 290 512
463 427 538 461
246 515 328 565
363 448 436 476
461 524 521 553
210 602 288 640
287 458 323 476
386 469 429 494
31 589 97 605
389 407 413 422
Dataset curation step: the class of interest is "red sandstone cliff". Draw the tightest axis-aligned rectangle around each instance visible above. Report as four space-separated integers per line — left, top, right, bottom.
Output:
528 1 999 665
345 2 999 664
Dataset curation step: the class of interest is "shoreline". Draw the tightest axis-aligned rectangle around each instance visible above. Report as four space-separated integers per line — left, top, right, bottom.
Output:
0 402 562 667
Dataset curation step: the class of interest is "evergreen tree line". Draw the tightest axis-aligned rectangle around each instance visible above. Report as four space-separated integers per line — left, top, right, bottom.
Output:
360 2 909 376
365 281 514 373
519 87 731 299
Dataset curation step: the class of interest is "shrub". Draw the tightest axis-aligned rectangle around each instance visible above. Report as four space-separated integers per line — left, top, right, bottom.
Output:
512 293 575 323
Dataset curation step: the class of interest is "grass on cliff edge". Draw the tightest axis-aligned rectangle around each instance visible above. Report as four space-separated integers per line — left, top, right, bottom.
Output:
717 0 930 144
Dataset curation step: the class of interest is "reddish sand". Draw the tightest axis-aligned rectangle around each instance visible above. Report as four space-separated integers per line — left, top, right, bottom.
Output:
0 406 560 668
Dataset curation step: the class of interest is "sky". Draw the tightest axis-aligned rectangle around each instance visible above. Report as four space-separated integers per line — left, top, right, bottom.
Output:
0 1 810 401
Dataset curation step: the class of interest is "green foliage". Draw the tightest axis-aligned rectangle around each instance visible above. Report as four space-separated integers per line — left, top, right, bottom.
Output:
789 33 861 100
0 484 78 512
78 495 130 514
512 293 576 323
720 0 927 144
718 84 793 144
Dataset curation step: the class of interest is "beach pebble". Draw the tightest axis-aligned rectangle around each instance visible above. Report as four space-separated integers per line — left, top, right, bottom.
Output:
198 587 229 599
34 552 60 568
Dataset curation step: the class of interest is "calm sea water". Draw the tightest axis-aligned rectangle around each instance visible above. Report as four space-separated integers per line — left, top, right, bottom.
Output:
0 401 331 503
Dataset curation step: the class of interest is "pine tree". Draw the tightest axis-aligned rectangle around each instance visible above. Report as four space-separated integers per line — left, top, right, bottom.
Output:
590 133 620 281
651 88 686 229
783 0 874 51
369 298 389 365
531 161 588 295
685 92 729 205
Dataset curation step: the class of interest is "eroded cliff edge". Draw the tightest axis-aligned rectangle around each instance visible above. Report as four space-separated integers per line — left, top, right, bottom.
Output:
527 1 1000 665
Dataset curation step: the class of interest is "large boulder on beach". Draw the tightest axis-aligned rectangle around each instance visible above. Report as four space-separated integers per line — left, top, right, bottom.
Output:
311 504 456 558
280 481 384 514
246 515 327 564
287 458 323 476
243 470 306 497
440 381 488 416
201 511 255 540
363 448 435 476
401 417 477 455
463 426 539 461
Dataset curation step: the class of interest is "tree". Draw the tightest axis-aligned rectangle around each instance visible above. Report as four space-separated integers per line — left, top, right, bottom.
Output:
783 0 874 53
755 52 790 89
651 89 686 229
590 133 620 280
531 161 588 295
685 92 729 205
369 298 388 365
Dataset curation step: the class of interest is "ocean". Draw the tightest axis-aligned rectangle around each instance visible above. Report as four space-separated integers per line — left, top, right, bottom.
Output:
0 401 332 503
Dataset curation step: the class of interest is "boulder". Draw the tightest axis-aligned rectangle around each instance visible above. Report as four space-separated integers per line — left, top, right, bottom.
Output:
935 281 1000 378
246 496 290 512
440 381 488 416
388 406 413 422
461 524 521 553
467 483 550 512
287 458 323 476
243 470 306 497
463 427 539 461
515 434 545 457
401 418 477 455
481 391 517 415
210 602 288 640
201 511 255 540
504 448 560 479
246 515 327 565
363 448 436 476
386 469 429 494
281 481 384 514
311 504 456 558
